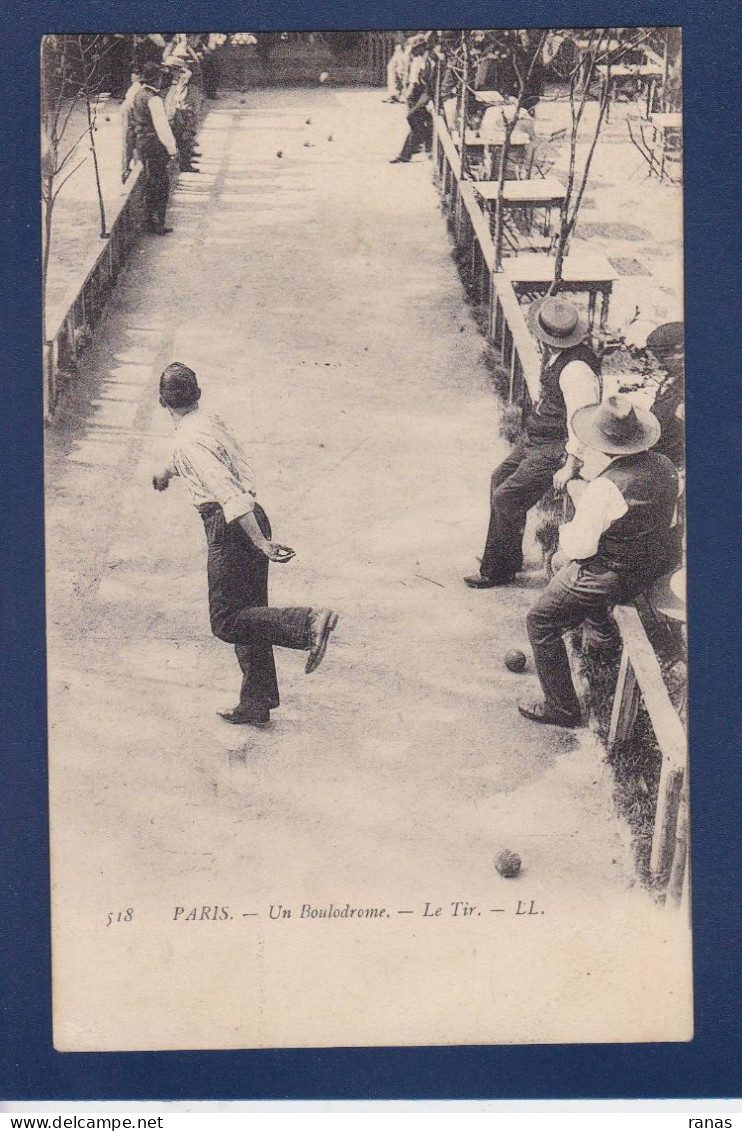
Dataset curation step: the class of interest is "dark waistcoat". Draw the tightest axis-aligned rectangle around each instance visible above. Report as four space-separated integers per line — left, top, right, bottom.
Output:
526 342 601 442
595 450 679 572
132 87 164 154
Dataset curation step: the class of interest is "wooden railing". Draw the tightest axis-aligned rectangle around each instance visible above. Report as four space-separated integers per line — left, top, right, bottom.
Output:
433 112 541 407
609 603 689 909
366 31 397 87
43 167 144 419
433 107 688 908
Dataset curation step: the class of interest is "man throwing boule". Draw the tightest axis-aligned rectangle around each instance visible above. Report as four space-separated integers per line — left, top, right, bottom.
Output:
153 363 339 726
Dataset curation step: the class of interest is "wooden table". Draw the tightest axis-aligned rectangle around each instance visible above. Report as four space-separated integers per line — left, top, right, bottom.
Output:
463 129 529 177
502 250 618 328
464 129 530 149
572 37 621 87
474 177 566 238
650 112 682 180
473 90 507 106
596 63 664 118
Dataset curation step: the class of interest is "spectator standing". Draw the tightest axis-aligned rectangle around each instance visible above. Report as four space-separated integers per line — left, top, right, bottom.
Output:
385 42 406 102
390 38 434 163
131 61 178 234
121 69 142 182
201 35 221 98
162 54 201 173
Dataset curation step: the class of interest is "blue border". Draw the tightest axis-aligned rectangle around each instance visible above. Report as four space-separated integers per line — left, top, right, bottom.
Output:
2 0 741 1101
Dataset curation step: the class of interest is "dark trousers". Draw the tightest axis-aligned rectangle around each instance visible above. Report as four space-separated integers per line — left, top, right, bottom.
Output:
140 143 171 229
397 106 433 160
173 108 198 169
480 436 564 582
200 503 311 711
526 559 649 721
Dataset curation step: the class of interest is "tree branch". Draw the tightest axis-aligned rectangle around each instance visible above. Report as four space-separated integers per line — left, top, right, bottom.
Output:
51 157 87 202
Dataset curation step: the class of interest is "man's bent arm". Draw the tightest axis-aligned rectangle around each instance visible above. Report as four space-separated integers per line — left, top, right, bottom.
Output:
237 509 272 553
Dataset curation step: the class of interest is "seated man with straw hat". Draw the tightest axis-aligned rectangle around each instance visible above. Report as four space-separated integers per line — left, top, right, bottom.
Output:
465 296 601 588
519 395 679 727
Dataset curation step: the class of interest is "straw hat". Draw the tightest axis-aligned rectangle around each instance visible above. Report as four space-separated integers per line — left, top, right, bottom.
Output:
527 296 589 350
571 395 661 456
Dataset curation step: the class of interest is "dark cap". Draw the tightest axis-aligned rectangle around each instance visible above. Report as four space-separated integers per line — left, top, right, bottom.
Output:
141 61 164 86
159 362 201 408
646 321 684 358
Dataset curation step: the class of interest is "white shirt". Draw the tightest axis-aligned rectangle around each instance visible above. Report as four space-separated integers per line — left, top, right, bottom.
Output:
171 410 257 522
559 455 628 561
544 350 601 460
121 80 143 115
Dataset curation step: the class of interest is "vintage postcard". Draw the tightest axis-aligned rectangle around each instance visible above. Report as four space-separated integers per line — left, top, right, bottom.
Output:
42 28 690 1051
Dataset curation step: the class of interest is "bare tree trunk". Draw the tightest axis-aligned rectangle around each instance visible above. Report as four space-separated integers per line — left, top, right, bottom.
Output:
549 29 611 294
84 87 108 238
493 30 549 270
458 31 470 179
492 116 515 269
42 182 55 328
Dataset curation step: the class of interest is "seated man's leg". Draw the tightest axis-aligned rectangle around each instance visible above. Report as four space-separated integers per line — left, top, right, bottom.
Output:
466 440 526 585
581 612 620 655
525 561 622 724
480 439 563 583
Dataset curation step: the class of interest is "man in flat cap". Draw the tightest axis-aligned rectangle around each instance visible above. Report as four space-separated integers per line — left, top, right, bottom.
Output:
519 395 679 727
153 363 339 726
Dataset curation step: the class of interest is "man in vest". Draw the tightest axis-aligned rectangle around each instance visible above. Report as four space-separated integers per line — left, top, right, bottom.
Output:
131 62 178 234
519 396 679 727
464 296 601 588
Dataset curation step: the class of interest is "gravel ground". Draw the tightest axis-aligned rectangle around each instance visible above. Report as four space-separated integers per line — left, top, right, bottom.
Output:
44 88 691 1051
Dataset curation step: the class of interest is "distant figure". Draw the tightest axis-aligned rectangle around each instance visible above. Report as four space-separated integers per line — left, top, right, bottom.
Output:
200 34 221 98
390 38 434 163
162 51 201 173
131 62 178 234
385 43 406 102
152 364 340 727
121 70 142 182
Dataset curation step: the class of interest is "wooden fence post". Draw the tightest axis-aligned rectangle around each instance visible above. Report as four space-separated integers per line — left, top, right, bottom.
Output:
667 778 689 908
608 646 640 749
651 764 684 881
